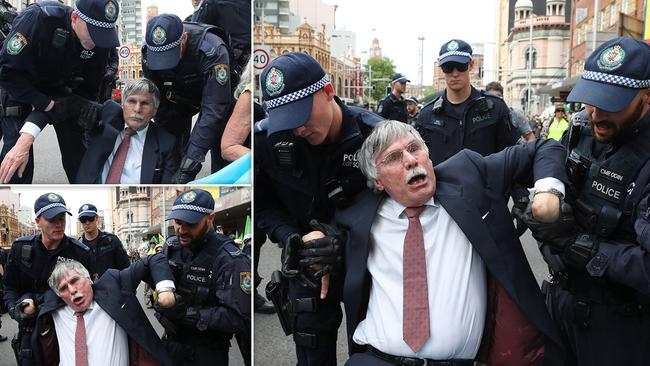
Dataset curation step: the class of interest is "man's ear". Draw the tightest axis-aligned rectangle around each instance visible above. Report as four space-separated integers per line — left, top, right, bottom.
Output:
373 179 385 191
323 83 335 101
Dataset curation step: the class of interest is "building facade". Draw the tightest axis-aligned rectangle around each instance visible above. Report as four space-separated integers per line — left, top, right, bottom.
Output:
254 0 299 35
119 0 143 47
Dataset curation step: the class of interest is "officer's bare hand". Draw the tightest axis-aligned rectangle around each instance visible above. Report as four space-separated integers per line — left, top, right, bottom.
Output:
531 192 561 223
156 292 176 309
301 231 330 300
0 133 33 183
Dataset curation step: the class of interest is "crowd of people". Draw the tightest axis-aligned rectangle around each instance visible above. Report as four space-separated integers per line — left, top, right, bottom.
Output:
255 36 650 366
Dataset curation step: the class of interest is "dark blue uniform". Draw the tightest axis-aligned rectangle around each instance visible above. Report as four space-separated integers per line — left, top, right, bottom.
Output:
377 93 408 123
142 22 233 174
3 234 94 364
416 87 519 166
0 1 114 183
160 231 250 365
80 230 129 280
255 97 381 365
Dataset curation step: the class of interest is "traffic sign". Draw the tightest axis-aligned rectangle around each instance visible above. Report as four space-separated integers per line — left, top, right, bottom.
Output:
253 46 271 74
118 46 130 59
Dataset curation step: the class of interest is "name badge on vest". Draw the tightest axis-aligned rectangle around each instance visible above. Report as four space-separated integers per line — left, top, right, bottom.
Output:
472 112 492 124
186 266 210 285
590 168 626 204
341 151 360 168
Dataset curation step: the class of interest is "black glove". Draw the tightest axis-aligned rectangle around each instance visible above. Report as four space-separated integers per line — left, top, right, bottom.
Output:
9 301 36 327
77 102 103 148
172 156 202 184
281 234 318 288
297 220 345 279
515 200 577 253
563 234 599 270
153 293 186 320
511 195 530 237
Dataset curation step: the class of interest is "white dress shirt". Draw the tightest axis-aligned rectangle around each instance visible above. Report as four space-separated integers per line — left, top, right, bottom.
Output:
53 301 129 366
101 124 148 184
353 196 487 360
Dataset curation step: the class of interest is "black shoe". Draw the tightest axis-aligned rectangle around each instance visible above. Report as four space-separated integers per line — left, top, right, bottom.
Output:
0 335 7 342
254 292 276 314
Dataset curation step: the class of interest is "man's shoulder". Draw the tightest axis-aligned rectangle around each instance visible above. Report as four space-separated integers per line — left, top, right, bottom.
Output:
148 122 177 143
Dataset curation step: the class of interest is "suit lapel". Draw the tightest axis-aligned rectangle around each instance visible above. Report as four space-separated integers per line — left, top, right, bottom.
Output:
436 182 516 300
140 125 158 184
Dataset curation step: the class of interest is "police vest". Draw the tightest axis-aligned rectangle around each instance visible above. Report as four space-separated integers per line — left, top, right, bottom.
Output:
143 22 230 109
569 125 650 242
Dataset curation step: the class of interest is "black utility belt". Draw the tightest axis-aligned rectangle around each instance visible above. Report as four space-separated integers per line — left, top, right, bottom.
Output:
366 345 480 366
555 275 650 313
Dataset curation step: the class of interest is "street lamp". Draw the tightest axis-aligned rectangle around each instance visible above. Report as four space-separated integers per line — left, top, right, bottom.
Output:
526 13 536 115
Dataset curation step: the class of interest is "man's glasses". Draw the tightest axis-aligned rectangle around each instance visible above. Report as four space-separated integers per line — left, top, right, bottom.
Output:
79 216 96 224
441 62 469 74
378 142 424 166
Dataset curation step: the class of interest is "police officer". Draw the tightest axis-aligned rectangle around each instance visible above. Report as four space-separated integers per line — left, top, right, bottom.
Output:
0 0 121 184
377 72 409 122
519 37 650 365
405 96 419 126
77 203 129 279
416 39 518 166
255 52 381 366
155 188 251 365
142 14 233 183
3 192 94 365
191 0 251 79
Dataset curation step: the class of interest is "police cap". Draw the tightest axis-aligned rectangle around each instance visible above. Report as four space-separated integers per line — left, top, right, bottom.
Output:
391 73 410 84
78 203 98 218
168 189 214 224
34 193 72 221
260 52 330 135
567 37 650 113
75 0 120 48
438 39 473 66
145 14 184 71
406 96 418 104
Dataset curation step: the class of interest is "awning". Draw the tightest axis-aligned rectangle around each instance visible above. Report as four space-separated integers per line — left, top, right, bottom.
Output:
536 76 580 97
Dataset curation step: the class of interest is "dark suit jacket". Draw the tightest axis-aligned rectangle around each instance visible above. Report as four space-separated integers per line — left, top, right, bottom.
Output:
30 254 174 366
75 101 180 184
335 140 570 366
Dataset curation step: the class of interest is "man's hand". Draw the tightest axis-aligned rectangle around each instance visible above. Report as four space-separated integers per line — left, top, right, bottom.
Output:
0 133 33 183
21 299 36 315
515 200 577 253
156 291 176 309
10 299 37 328
531 191 561 223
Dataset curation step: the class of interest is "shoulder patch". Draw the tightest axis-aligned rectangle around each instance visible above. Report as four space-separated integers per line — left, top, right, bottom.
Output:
214 63 229 86
376 104 383 114
239 271 251 294
6 32 28 55
222 242 242 257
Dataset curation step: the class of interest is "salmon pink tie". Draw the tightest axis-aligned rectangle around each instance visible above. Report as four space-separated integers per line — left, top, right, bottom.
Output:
75 311 88 366
403 206 429 352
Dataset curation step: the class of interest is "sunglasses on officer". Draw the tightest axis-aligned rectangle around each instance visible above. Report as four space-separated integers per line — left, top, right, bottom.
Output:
79 216 96 224
441 62 469 74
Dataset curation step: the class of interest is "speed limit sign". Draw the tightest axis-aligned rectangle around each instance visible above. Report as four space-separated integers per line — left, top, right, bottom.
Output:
118 46 130 58
253 46 271 74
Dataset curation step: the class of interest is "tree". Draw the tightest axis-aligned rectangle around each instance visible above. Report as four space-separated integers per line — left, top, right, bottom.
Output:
365 56 395 102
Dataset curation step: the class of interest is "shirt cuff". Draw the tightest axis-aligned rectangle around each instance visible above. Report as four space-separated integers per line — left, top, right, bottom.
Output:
155 280 176 291
533 177 565 197
19 122 42 139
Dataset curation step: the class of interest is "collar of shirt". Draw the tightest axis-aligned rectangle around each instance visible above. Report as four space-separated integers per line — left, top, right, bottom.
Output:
122 123 149 140
383 196 438 219
62 300 96 318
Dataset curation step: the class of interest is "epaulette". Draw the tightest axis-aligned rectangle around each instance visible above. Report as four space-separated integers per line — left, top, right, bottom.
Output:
14 235 35 243
357 109 383 127
222 242 242 257
68 237 90 252
40 2 67 18
254 118 268 134
424 96 443 113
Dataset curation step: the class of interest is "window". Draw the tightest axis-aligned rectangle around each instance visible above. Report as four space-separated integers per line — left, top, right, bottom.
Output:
610 4 617 25
622 0 628 14
525 46 537 69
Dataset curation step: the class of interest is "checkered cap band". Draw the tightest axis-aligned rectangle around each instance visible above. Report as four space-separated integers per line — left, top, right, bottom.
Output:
172 204 213 214
35 203 67 218
75 8 115 29
79 210 97 216
264 74 330 110
146 36 183 52
582 70 650 89
438 51 472 62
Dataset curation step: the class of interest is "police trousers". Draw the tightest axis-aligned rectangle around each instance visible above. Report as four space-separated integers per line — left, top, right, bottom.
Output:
163 334 229 366
545 281 650 365
288 277 343 366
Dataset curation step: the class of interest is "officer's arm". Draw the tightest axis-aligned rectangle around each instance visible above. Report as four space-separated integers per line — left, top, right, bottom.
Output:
113 238 131 271
377 99 389 118
185 44 232 163
196 255 250 334
496 102 520 149
588 186 650 295
119 253 175 292
190 0 217 23
2 245 21 311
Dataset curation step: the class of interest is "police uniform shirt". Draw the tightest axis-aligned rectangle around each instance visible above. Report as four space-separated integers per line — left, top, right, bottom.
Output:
0 3 111 138
100 124 149 184
145 27 232 163
377 93 408 123
353 196 487 359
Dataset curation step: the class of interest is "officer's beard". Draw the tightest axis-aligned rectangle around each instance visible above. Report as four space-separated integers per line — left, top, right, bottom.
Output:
591 98 647 145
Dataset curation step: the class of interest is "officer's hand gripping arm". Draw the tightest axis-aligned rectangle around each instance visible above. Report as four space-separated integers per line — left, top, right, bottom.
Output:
171 156 203 184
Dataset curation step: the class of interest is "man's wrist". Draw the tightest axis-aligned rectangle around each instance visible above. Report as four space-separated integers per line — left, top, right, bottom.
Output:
533 187 564 200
